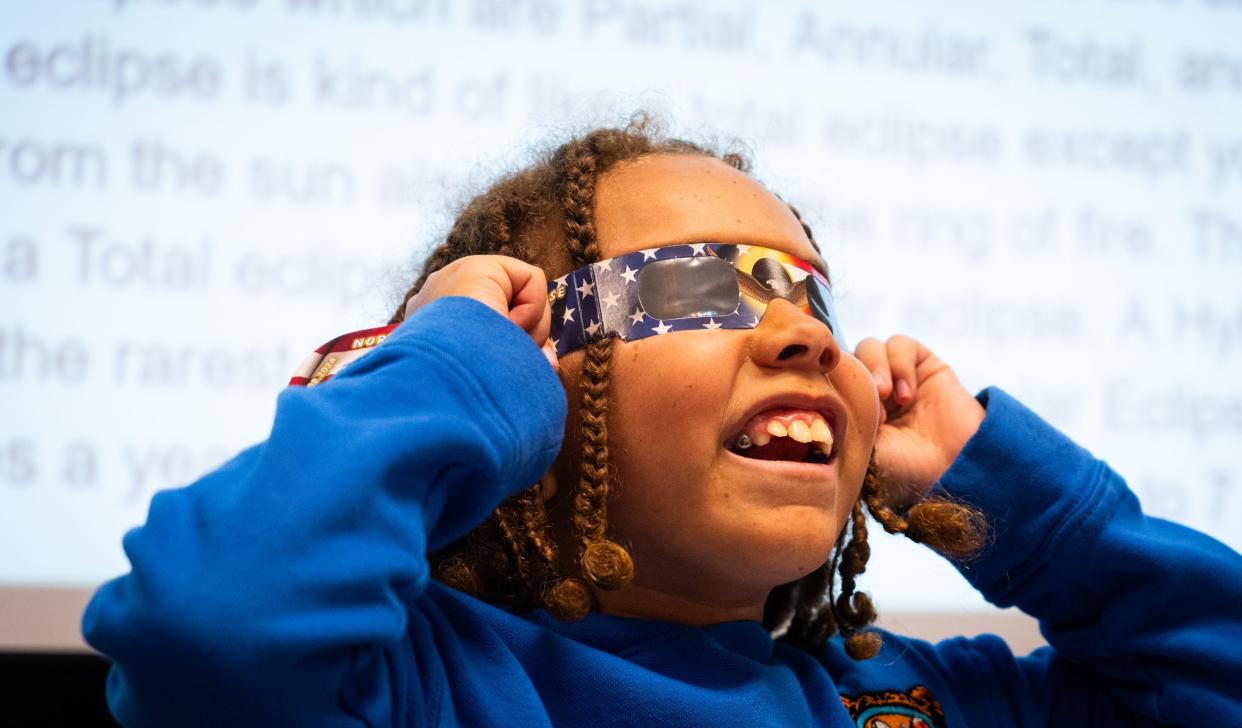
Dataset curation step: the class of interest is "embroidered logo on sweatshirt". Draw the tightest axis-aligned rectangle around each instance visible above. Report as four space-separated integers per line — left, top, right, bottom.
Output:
840 684 945 728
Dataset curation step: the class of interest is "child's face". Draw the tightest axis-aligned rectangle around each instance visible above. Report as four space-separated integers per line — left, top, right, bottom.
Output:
548 154 882 622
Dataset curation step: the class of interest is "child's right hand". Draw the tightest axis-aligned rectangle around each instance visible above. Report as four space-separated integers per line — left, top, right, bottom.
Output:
854 335 985 509
404 255 559 371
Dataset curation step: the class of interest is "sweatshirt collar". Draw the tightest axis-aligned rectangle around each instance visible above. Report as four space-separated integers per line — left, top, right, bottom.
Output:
526 608 776 662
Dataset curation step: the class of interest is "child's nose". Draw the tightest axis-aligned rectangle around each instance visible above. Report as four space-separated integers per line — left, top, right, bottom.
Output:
750 298 840 374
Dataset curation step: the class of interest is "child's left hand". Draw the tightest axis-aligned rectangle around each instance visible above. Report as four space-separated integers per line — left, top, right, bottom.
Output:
852 335 986 509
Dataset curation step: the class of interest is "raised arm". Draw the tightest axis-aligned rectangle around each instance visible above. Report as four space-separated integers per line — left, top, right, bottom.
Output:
929 387 1242 725
852 335 1242 725
82 294 566 727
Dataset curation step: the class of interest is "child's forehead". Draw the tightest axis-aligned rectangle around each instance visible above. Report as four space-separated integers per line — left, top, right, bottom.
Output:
594 155 822 271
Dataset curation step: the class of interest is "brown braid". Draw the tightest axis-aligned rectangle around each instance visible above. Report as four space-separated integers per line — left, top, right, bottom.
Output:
861 458 988 559
399 117 985 660
516 490 556 583
410 117 713 621
493 503 530 584
558 136 634 596
834 501 882 659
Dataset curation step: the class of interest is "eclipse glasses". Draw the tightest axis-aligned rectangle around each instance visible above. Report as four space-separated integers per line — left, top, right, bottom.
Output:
288 243 844 388
546 242 845 358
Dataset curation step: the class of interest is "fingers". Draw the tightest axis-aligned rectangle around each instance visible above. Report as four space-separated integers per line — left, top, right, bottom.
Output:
885 335 922 406
494 257 557 372
500 257 550 342
403 255 553 353
403 254 557 373
489 257 559 376
854 334 931 407
853 337 891 399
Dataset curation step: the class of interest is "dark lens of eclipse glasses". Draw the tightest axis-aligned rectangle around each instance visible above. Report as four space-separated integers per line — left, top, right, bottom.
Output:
637 257 741 320
637 256 837 336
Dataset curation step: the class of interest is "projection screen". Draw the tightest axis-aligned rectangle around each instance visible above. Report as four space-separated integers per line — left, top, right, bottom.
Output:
3 0 1240 650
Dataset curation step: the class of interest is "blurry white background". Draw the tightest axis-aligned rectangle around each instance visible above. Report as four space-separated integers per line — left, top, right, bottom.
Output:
3 0 1240 649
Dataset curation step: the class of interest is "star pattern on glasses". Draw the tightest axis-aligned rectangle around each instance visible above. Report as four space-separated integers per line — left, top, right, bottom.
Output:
547 242 843 358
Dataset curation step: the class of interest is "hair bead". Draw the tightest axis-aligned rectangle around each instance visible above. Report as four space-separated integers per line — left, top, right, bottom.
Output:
545 577 593 620
581 539 635 591
843 632 883 660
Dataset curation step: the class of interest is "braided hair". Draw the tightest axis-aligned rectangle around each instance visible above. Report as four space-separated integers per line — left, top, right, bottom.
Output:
390 116 986 659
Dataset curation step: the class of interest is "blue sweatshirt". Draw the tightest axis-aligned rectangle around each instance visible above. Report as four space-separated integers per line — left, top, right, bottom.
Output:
83 296 1242 727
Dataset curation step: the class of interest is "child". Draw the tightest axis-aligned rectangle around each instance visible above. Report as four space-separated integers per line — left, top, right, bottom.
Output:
83 120 1242 727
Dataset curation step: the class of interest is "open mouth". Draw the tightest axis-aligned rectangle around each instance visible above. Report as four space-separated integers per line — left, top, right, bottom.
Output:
728 436 834 465
724 409 839 466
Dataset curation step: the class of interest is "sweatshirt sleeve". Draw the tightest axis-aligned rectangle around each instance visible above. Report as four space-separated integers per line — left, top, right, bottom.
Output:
81 296 568 728
925 386 1242 726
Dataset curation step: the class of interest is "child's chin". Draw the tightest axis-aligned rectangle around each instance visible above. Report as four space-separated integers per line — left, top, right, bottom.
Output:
745 529 838 580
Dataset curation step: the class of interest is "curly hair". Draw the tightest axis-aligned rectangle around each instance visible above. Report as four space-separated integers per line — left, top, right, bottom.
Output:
389 116 986 660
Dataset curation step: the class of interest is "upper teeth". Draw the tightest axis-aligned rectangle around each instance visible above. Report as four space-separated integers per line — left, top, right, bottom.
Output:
734 411 834 456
